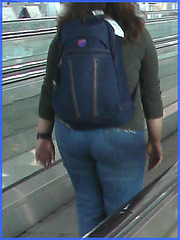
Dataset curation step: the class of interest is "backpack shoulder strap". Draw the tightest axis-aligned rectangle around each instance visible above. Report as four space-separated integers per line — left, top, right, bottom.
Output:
54 27 63 83
104 18 124 38
103 20 116 59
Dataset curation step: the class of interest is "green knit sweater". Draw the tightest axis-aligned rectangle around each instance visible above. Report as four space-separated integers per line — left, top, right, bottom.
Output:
38 27 163 131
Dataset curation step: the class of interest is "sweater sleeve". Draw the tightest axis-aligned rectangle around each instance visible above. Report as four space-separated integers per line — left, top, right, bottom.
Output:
139 28 163 119
38 33 59 121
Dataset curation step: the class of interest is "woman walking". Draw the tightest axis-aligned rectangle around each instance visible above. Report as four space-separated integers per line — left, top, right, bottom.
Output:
36 3 163 237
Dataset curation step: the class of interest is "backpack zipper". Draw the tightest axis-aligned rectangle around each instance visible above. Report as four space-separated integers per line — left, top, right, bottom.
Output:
68 59 81 118
93 58 98 118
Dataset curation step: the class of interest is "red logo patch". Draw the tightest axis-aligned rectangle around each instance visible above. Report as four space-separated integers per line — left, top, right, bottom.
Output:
78 39 86 48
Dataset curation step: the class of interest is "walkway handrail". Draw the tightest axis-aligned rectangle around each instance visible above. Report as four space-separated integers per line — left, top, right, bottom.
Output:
83 162 177 238
2 36 178 85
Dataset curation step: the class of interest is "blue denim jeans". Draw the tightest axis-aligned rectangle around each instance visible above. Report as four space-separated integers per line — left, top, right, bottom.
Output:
55 119 146 237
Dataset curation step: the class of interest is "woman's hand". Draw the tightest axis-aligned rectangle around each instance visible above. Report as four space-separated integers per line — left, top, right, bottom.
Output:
146 139 162 171
36 138 55 168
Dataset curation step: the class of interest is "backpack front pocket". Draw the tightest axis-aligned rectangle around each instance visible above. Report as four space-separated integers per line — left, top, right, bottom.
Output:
54 51 120 122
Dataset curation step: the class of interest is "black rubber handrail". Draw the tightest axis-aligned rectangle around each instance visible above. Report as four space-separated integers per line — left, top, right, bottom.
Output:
2 16 57 23
3 16 177 40
3 27 57 40
83 162 177 238
3 34 177 75
2 12 177 24
3 59 47 74
2 36 178 85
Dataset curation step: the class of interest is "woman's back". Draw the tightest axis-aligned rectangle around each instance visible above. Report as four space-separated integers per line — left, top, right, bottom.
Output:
36 3 163 237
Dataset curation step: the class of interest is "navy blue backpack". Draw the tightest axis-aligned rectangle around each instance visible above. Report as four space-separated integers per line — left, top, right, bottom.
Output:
52 16 136 130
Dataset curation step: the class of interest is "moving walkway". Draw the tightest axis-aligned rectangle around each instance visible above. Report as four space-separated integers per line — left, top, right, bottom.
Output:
84 162 177 238
2 14 178 238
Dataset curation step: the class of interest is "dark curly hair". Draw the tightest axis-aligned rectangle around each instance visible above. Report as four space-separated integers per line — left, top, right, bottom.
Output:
57 2 145 42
